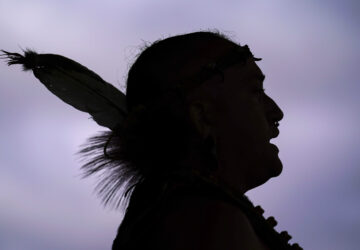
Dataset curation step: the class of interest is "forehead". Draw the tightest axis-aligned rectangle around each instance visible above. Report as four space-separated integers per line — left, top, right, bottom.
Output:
224 57 265 85
185 50 264 103
207 44 264 85
181 42 264 95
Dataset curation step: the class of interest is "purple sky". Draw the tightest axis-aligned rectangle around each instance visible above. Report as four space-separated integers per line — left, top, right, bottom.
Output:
1 0 359 249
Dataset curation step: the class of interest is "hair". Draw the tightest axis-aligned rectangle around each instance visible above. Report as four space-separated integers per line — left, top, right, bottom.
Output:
77 30 259 210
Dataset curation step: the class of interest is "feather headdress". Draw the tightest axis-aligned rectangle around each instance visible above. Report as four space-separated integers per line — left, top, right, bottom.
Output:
0 45 260 207
1 49 134 207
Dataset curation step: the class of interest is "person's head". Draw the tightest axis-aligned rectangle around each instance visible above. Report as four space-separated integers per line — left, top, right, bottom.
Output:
80 30 283 206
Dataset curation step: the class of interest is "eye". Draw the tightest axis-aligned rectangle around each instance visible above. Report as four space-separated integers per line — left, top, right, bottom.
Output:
253 88 265 100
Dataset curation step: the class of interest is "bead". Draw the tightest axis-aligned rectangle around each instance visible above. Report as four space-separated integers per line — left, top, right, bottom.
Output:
254 205 264 215
266 216 277 227
280 231 292 242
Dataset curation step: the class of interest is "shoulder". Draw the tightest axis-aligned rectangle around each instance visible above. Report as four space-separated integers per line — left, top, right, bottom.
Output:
153 195 268 250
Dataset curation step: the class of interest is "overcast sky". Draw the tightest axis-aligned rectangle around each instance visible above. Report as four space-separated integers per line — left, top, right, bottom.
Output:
1 0 359 249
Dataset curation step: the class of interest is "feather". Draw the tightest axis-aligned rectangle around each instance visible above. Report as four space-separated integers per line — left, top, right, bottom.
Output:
0 49 128 130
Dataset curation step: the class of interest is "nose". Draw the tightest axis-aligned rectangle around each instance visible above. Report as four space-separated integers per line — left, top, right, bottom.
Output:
264 94 284 123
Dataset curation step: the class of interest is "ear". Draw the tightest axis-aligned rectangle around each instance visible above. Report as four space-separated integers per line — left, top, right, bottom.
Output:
189 101 215 139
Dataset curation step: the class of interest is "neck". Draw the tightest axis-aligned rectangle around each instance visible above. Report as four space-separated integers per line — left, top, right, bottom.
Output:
180 153 248 196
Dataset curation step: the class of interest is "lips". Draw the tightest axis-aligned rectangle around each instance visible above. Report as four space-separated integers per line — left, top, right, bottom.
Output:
269 127 280 141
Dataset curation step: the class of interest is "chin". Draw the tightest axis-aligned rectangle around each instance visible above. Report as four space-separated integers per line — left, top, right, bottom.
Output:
257 156 283 187
270 159 283 177
263 144 283 178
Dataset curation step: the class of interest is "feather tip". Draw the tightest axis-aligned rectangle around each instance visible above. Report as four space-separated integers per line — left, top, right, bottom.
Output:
0 49 38 71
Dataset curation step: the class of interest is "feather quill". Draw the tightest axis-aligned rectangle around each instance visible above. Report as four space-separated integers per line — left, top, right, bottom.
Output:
0 49 127 130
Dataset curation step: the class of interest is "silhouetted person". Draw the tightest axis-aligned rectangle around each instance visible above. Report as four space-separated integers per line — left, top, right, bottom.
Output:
107 31 299 250
1 31 302 249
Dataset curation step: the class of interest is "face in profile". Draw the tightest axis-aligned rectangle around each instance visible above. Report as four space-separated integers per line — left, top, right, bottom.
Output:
211 56 284 192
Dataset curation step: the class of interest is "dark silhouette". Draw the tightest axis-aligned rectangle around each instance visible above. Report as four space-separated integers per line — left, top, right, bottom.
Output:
1 31 302 249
